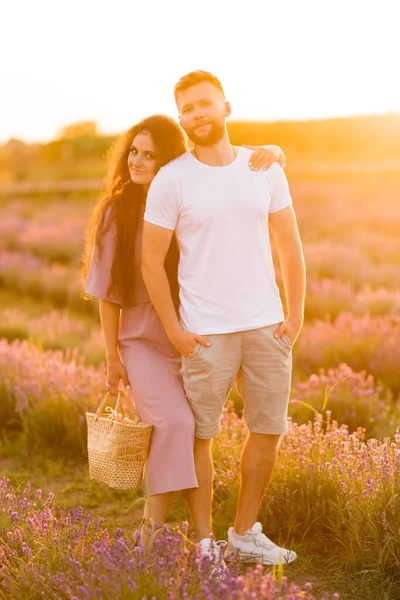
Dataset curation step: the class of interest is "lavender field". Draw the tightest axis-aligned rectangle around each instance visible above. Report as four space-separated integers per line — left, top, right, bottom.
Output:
1 169 400 599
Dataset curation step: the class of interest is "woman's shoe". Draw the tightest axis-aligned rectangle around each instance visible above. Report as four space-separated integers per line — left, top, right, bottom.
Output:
198 537 229 579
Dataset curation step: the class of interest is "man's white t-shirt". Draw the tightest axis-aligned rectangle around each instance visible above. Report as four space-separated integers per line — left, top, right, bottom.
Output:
144 147 293 335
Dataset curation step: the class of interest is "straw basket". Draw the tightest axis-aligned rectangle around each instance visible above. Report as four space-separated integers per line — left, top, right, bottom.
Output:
86 389 153 491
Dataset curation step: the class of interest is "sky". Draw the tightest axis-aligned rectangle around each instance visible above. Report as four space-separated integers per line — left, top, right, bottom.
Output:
1 0 399 143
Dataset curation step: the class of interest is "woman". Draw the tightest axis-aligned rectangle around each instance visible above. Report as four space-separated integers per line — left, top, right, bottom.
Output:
82 115 286 543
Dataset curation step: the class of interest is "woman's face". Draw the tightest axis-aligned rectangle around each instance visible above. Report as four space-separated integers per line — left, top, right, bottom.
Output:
127 131 158 189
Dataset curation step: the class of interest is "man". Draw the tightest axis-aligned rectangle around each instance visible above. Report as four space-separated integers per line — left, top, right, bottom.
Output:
142 70 306 568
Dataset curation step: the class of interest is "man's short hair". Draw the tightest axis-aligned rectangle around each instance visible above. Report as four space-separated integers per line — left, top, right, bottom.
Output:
174 70 225 103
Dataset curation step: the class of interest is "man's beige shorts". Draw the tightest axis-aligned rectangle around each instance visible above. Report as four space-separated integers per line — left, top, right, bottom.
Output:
181 324 292 439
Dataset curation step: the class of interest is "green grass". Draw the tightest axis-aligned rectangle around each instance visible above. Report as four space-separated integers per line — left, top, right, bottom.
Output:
0 441 145 533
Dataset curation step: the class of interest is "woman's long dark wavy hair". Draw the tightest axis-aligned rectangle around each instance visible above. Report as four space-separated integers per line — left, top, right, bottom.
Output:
81 115 188 308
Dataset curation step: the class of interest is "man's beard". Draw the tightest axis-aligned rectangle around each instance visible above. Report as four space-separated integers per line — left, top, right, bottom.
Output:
183 120 225 146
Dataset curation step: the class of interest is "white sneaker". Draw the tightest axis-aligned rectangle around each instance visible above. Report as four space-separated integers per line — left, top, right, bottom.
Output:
198 537 229 578
224 522 297 565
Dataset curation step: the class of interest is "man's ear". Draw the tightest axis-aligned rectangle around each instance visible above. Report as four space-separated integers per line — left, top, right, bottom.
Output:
225 101 232 118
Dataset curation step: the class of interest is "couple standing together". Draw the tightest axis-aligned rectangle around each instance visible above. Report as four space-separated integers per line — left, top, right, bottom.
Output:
83 70 306 571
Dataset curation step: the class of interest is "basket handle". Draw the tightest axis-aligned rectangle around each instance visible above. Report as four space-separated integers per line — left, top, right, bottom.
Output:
95 389 138 421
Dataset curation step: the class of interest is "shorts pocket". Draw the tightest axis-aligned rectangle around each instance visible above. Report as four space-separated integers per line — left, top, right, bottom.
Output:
276 334 292 351
187 343 202 360
282 333 293 347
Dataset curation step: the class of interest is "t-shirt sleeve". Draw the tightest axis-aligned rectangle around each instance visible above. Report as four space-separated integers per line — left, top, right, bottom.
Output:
144 169 179 230
84 209 122 305
268 163 293 214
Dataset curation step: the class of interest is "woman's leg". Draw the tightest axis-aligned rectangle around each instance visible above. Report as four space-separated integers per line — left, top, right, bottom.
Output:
144 491 175 524
136 491 175 547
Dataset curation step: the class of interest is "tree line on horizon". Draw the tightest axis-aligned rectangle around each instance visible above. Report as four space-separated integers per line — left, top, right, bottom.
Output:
1 113 399 183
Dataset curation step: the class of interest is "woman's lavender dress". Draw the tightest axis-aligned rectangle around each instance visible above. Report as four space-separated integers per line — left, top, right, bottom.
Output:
85 211 198 496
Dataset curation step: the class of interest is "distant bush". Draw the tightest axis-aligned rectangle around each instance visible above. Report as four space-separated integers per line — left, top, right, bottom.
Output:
304 241 400 290
289 363 399 438
305 279 400 320
0 339 105 456
296 313 400 394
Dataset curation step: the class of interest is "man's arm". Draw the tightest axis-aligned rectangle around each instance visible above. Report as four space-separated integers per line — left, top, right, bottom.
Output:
269 205 306 343
141 222 210 357
141 222 180 336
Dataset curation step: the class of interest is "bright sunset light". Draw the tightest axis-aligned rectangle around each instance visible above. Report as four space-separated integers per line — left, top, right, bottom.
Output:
1 0 399 142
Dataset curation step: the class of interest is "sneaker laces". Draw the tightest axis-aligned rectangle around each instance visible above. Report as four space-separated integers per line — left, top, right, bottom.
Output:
250 522 276 550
